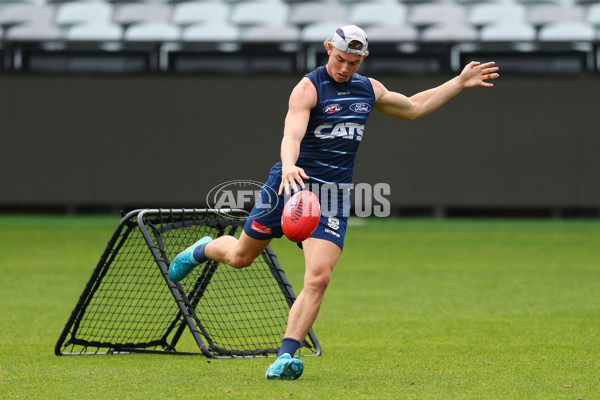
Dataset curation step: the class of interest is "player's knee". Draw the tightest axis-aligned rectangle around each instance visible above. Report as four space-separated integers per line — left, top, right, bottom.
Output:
304 268 331 292
229 254 255 269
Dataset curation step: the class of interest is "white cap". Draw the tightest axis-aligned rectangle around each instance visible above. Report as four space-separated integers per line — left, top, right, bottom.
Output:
331 25 368 56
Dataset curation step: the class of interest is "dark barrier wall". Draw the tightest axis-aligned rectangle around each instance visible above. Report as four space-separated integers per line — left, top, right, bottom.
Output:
1 74 599 211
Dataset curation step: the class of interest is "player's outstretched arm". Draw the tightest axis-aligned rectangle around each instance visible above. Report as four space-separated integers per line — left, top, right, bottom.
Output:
373 61 499 120
279 78 317 196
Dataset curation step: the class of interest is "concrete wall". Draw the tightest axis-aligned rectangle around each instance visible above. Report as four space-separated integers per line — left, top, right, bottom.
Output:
1 74 599 213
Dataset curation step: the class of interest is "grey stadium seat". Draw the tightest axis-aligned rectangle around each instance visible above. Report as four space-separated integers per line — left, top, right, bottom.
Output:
230 1 289 26
479 21 536 41
586 3 600 28
347 2 407 27
65 22 122 41
55 1 113 26
113 3 171 26
301 21 347 43
467 2 527 27
172 1 229 27
407 3 466 27
288 3 347 27
421 22 478 42
7 22 60 40
527 4 585 27
241 25 300 42
0 3 54 28
181 22 240 42
364 25 418 42
124 21 179 41
538 21 595 41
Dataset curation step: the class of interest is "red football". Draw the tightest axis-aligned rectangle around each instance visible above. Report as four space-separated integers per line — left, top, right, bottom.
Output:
281 190 321 242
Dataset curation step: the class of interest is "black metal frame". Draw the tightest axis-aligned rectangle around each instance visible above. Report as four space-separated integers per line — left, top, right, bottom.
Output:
55 208 321 358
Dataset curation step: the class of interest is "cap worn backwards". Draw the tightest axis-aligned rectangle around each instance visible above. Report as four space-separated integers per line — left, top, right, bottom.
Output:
331 25 368 56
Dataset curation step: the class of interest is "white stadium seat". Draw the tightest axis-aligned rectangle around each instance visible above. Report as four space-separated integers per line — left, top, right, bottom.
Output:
230 1 288 26
172 2 229 27
241 25 300 42
124 21 179 41
181 22 240 42
0 3 54 27
55 2 113 26
538 21 595 41
347 3 408 27
467 2 527 27
113 3 171 26
479 21 536 41
421 23 478 42
65 22 122 41
288 3 347 27
408 3 466 27
7 22 60 40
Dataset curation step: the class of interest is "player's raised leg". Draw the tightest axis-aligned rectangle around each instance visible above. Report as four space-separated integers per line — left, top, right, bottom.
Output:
204 231 271 269
266 237 341 380
168 236 213 282
168 231 271 282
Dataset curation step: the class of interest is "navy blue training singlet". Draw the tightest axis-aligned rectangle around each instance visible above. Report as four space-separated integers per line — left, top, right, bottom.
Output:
243 66 375 245
298 65 375 186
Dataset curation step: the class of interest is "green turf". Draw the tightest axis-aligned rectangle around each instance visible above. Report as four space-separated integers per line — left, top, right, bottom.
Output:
1 215 599 399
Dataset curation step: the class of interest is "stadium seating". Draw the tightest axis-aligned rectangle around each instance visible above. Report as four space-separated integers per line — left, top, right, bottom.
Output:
0 3 54 28
124 21 179 41
181 22 240 42
113 3 171 26
0 0 597 74
347 3 408 27
65 22 122 41
479 21 537 41
288 3 347 27
229 1 289 26
421 22 478 41
171 1 230 27
55 1 113 26
466 2 528 28
538 20 596 41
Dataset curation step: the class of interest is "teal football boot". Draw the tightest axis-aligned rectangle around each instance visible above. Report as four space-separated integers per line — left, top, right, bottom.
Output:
168 236 212 282
265 354 304 380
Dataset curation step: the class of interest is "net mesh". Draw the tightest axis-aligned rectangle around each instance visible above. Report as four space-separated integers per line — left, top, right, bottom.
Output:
56 209 319 358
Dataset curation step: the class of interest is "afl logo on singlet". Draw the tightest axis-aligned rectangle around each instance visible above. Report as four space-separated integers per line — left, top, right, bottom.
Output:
350 103 372 113
324 104 342 114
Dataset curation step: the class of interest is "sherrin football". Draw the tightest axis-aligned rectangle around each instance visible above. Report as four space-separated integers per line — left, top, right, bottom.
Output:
281 190 321 242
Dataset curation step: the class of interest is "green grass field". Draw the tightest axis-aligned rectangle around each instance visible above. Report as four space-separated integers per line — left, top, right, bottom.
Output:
1 215 599 399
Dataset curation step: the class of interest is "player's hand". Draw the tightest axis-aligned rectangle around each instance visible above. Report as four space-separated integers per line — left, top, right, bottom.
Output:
279 165 309 196
460 61 499 88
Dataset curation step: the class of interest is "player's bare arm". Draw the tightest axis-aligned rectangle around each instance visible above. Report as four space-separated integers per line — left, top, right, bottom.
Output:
279 77 317 196
372 61 500 120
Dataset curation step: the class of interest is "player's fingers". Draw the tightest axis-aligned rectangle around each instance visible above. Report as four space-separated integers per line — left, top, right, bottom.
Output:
290 181 299 194
479 61 496 70
482 66 499 75
279 180 289 196
298 168 310 181
296 176 306 189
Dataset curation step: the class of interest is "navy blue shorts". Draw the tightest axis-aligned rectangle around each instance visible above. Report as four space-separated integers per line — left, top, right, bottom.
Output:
243 163 348 250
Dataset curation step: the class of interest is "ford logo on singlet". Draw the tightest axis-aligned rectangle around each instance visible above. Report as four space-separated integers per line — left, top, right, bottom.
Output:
350 103 372 113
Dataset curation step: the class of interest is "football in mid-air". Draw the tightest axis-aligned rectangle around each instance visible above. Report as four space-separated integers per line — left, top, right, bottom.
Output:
281 190 321 242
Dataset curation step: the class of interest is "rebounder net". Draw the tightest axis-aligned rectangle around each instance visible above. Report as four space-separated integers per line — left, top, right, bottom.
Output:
55 209 320 358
